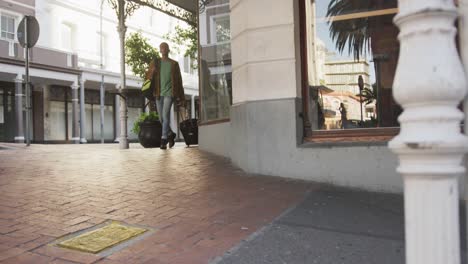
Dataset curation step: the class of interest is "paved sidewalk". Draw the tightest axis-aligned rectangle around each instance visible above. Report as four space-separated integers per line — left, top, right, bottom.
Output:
214 187 406 264
0 143 310 264
1 143 466 264
214 187 467 264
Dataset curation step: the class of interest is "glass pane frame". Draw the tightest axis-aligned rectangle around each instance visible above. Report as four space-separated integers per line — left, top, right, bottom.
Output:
198 0 233 124
0 14 15 41
300 0 401 141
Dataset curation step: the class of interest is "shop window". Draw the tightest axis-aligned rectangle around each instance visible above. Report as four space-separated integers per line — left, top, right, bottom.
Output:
302 0 401 140
49 101 67 140
1 14 15 41
199 0 232 124
0 91 4 124
84 90 119 142
127 107 142 140
126 91 145 140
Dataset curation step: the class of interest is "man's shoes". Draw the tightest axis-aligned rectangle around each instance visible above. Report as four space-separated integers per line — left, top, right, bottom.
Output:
160 138 168 149
168 131 176 148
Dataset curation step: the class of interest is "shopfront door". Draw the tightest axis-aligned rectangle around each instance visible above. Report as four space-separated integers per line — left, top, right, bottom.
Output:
0 84 16 142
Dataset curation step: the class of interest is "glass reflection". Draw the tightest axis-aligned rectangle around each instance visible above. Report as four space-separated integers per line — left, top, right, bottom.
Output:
199 0 232 122
306 0 401 131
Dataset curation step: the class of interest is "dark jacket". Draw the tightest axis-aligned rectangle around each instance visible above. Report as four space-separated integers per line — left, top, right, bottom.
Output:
146 58 185 103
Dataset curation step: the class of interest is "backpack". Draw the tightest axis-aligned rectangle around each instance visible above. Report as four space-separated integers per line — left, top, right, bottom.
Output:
141 58 157 100
141 79 153 100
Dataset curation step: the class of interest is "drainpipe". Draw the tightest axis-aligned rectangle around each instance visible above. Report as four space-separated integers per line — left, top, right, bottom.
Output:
389 0 468 263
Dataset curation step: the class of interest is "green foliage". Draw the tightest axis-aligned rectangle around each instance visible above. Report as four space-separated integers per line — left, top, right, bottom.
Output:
132 111 159 134
356 86 376 105
125 32 160 79
359 116 378 128
164 25 198 69
326 0 372 61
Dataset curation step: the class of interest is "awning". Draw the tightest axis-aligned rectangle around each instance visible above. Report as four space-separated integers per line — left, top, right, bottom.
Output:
166 0 197 14
129 0 198 24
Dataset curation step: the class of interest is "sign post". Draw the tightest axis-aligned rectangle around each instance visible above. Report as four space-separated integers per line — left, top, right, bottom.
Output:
17 16 40 146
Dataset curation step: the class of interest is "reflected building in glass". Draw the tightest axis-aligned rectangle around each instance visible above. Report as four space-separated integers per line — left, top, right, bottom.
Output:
198 0 232 123
305 0 400 131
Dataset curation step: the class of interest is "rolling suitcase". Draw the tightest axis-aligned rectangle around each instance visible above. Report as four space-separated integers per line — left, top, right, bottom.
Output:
179 118 198 147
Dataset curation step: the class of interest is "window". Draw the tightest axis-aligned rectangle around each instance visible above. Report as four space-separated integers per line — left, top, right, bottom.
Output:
184 56 194 74
199 0 232 123
1 15 15 40
61 23 74 51
210 15 230 44
149 10 155 27
303 0 401 137
49 101 67 140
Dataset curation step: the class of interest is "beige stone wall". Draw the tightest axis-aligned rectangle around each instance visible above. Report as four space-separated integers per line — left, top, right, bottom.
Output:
230 0 301 104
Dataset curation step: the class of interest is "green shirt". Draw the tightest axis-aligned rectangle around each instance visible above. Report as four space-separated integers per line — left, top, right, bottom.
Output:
160 60 172 97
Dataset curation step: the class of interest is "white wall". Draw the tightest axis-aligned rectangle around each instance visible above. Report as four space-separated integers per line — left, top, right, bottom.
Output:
199 122 231 158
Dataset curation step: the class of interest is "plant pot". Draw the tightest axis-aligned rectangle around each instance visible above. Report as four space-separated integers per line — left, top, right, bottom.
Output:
138 121 162 148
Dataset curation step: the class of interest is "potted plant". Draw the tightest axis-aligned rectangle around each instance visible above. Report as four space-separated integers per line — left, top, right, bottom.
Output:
132 111 162 148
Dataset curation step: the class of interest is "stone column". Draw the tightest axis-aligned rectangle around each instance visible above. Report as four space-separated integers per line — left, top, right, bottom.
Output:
118 89 128 149
14 74 24 143
389 1 468 263
79 77 87 143
71 81 80 144
459 0 468 257
43 85 51 141
191 95 195 119
117 0 129 149
99 79 105 144
114 92 120 143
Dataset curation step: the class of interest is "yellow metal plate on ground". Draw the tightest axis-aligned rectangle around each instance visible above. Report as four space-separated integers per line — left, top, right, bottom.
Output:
57 222 147 254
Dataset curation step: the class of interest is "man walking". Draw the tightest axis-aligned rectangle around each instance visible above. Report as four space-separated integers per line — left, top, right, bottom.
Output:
146 42 185 149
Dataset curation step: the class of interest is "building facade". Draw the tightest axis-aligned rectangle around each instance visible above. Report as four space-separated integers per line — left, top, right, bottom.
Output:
0 0 198 143
197 0 463 195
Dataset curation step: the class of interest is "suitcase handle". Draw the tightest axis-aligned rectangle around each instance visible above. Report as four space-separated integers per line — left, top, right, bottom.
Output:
176 104 190 122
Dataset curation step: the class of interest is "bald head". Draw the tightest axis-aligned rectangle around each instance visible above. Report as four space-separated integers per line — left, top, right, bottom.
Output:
160 42 170 59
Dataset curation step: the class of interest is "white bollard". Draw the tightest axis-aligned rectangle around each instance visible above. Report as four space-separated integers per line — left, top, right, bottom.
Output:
389 0 468 263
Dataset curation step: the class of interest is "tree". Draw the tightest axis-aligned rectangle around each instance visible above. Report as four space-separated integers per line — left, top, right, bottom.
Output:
327 0 399 127
356 84 376 105
125 32 160 79
164 25 198 69
326 0 397 60
106 0 200 149
326 0 372 61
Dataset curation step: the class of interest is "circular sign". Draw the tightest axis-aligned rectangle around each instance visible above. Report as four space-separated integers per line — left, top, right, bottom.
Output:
17 16 40 48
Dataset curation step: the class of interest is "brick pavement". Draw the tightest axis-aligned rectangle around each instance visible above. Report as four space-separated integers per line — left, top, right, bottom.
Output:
0 143 311 264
